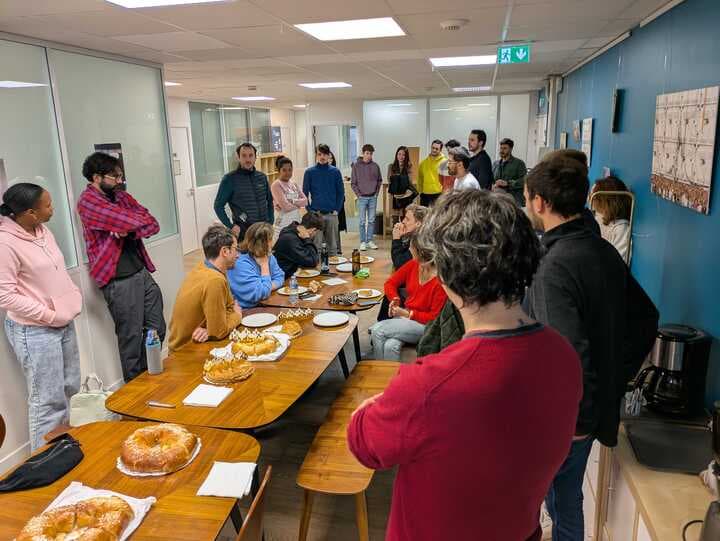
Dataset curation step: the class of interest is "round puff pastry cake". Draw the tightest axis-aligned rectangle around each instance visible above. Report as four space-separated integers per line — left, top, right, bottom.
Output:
17 495 133 541
278 308 313 322
203 351 254 384
120 423 198 474
230 329 280 357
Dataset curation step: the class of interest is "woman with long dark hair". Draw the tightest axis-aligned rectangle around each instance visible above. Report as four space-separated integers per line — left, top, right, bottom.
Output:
388 146 416 221
0 183 82 450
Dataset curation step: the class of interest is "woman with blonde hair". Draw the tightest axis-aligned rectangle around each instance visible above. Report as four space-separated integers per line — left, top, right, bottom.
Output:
227 222 285 308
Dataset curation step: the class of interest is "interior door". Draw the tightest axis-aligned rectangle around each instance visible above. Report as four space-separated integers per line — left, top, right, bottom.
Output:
170 127 199 254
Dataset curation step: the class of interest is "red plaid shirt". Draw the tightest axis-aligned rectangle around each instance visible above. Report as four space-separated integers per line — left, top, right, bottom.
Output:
77 186 159 287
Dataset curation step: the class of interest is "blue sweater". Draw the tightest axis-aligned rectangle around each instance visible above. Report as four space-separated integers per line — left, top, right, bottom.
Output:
302 163 344 213
227 253 285 308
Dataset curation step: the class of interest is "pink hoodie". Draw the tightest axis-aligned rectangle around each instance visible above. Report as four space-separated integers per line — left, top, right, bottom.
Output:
0 217 82 327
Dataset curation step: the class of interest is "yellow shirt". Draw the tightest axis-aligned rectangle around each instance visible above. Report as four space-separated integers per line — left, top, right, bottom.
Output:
417 154 445 195
168 262 242 353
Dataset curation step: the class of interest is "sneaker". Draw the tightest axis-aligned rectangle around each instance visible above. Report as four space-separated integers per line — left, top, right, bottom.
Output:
367 241 378 250
359 242 367 251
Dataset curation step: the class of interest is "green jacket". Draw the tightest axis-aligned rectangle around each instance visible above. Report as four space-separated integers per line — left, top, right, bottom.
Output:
416 299 465 357
492 156 527 206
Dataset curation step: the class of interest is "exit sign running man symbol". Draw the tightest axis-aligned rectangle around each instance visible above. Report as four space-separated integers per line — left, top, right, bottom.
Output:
497 44 531 64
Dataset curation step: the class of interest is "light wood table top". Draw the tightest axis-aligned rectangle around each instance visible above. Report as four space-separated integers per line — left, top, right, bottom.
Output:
615 425 712 541
0 421 260 541
106 308 358 429
262 255 394 312
297 361 399 495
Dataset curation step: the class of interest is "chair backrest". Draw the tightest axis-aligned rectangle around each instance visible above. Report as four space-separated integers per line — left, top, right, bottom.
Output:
0 413 5 448
235 466 272 541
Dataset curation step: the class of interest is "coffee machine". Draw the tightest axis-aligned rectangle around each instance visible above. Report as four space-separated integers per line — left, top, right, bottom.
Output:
634 324 712 417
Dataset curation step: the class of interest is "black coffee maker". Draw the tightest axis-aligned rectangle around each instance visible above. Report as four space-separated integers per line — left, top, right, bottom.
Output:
635 324 712 417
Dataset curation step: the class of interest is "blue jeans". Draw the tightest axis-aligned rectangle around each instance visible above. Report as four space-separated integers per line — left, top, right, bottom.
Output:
4 318 81 451
545 436 594 541
370 318 425 361
357 195 378 243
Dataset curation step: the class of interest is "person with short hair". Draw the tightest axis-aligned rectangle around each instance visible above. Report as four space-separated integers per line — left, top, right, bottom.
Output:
468 129 494 189
589 176 632 262
271 156 308 231
349 190 583 541
368 232 447 361
0 183 82 451
449 147 480 190
77 152 165 382
417 139 445 206
391 204 428 270
438 138 461 191
351 143 383 251
214 142 274 240
168 225 243 353
493 137 527 206
303 144 344 256
273 211 324 278
523 157 658 541
228 222 285 308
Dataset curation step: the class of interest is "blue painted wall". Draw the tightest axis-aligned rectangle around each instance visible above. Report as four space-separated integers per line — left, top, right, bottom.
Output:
555 0 720 405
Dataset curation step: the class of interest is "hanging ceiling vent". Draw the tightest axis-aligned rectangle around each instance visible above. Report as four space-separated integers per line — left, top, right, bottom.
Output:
440 19 469 31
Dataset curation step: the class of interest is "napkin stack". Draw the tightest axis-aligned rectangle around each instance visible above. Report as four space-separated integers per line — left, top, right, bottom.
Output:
197 462 257 498
182 384 232 407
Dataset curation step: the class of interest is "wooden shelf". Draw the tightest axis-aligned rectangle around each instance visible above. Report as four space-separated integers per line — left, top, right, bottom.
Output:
258 152 283 183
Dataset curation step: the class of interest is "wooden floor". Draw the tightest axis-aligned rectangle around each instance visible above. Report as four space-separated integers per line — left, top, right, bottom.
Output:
186 231 400 541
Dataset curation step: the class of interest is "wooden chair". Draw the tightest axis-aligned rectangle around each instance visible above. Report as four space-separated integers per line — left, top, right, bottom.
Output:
296 361 400 541
235 466 272 541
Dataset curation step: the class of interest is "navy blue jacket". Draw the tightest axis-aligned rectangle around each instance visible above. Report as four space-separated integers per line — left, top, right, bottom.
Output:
302 163 344 213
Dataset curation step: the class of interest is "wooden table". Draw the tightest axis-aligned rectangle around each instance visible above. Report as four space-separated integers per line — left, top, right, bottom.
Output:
106 308 358 429
261 256 394 361
0 421 260 541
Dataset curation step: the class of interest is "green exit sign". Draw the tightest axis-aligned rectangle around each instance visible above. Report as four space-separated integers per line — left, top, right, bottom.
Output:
497 44 531 64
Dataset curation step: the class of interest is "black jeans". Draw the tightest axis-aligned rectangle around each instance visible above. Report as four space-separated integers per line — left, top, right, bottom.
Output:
102 268 166 382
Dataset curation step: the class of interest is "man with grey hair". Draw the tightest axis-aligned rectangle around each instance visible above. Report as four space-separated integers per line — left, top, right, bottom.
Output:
348 190 582 541
448 147 480 190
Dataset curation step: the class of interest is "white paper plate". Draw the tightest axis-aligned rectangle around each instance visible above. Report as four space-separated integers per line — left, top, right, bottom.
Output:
241 312 278 327
329 256 348 265
313 311 350 327
277 285 308 296
336 263 353 272
359 255 375 263
294 268 321 278
117 439 202 477
352 288 383 299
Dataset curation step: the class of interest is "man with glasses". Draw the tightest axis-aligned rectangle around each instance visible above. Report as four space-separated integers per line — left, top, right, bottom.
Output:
168 225 243 353
77 152 166 382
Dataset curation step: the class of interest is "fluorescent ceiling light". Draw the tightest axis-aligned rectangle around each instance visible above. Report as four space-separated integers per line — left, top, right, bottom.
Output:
430 55 496 67
232 96 275 101
164 81 182 87
432 108 453 112
295 17 405 41
0 80 48 88
299 82 352 89
453 86 492 92
105 0 227 8
220 106 248 110
293 104 307 108
467 103 491 106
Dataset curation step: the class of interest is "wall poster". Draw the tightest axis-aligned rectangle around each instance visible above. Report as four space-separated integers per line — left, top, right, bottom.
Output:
572 120 581 142
581 118 593 166
650 85 718 214
559 132 568 149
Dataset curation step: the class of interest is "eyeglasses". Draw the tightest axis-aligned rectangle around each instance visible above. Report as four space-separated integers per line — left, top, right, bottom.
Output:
104 173 124 182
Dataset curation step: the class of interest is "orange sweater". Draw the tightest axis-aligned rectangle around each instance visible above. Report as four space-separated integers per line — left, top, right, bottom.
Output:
168 262 241 352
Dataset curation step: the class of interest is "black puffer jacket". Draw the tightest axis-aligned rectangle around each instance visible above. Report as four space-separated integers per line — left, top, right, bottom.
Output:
214 167 274 233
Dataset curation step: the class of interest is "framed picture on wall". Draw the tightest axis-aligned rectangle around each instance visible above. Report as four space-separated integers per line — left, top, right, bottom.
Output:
572 120 581 142
94 143 126 187
559 132 568 149
270 126 282 153
650 85 718 214
581 118 593 166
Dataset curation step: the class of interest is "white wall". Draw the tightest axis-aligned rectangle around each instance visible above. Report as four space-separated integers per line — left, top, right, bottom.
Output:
498 94 532 164
0 235 184 473
306 100 364 165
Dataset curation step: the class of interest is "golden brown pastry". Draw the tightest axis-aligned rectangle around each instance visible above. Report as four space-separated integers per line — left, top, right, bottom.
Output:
17 496 133 541
278 308 313 322
120 424 198 474
280 320 303 339
230 329 280 357
308 280 323 293
203 355 254 384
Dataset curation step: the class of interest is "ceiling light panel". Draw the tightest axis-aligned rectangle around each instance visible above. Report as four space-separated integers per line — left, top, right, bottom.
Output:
453 86 492 92
430 55 496 67
106 0 228 7
295 17 405 41
164 81 182 86
0 81 48 88
299 82 352 89
232 96 275 101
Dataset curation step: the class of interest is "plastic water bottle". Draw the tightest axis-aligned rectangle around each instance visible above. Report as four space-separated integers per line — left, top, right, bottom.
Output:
146 329 163 375
289 275 299 306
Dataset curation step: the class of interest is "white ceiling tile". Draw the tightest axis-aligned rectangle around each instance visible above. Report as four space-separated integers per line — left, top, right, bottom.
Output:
0 0 109 18
327 36 420 53
114 31 232 51
258 0 392 24
398 8 507 48
200 25 329 56
14 9 180 37
385 0 512 15
134 1 278 30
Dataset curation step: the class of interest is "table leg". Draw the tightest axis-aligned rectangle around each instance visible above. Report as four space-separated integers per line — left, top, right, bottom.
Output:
230 502 244 532
298 490 315 541
338 348 350 378
355 491 370 541
351 320 362 364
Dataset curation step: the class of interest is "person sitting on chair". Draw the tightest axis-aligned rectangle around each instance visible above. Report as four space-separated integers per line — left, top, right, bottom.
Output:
273 211 324 279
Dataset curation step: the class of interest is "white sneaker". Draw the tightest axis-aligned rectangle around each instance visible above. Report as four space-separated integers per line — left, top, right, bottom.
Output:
367 241 378 250
359 242 367 251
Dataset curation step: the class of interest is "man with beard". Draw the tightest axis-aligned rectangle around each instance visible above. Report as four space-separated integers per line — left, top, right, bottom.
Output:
77 152 165 382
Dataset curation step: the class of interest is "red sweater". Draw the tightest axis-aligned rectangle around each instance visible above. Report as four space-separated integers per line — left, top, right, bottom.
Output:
383 259 447 324
348 324 582 541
